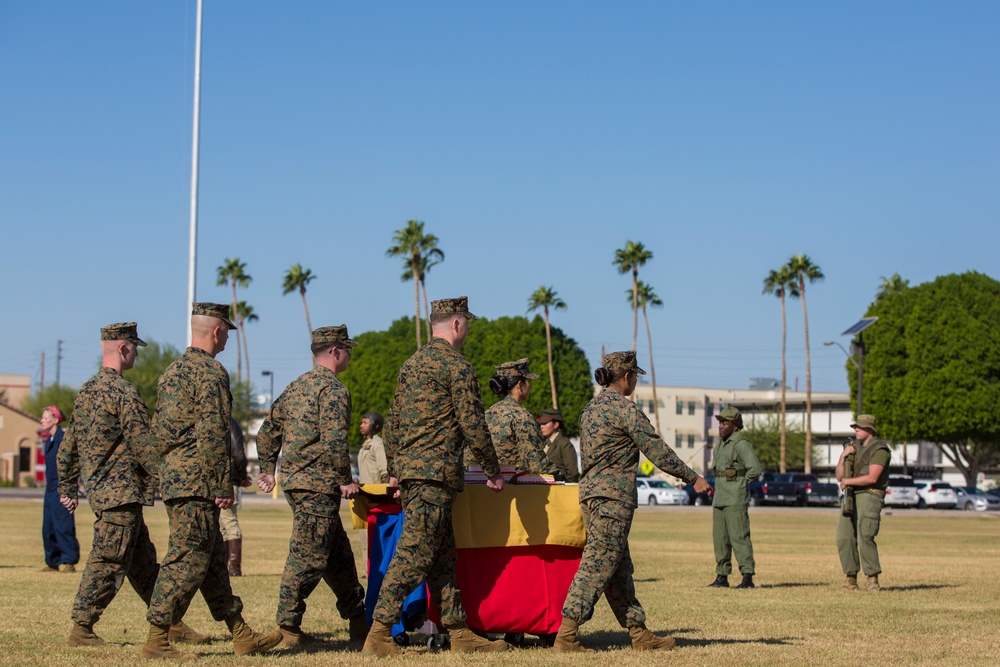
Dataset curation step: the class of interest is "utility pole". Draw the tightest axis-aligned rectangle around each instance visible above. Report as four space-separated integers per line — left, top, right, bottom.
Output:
56 340 63 386
40 351 46 393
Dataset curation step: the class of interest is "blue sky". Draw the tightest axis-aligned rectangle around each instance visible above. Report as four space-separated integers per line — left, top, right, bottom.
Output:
2 1 997 402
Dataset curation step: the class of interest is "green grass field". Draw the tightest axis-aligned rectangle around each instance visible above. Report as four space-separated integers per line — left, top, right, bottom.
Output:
1 498 996 666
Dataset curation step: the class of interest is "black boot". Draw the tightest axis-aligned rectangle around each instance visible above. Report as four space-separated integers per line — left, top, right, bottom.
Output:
708 575 729 588
734 574 755 589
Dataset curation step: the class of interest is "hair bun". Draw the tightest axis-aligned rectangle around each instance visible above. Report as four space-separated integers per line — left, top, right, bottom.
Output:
594 367 612 386
488 376 506 396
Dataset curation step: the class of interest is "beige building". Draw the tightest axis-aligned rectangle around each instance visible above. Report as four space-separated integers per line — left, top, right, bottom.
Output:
0 399 43 486
0 374 32 408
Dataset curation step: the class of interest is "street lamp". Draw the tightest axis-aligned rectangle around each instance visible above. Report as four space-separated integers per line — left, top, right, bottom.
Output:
261 370 274 408
824 316 878 414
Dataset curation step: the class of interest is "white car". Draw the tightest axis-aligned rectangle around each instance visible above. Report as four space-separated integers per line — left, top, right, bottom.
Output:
915 481 957 509
885 475 920 508
637 478 688 506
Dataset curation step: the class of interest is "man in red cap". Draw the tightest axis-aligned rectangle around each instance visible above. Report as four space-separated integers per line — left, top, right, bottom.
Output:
40 405 79 572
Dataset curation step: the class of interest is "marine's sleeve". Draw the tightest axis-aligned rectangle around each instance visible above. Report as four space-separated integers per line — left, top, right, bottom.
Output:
121 380 158 503
869 448 891 468
738 438 762 482
626 401 698 484
194 364 232 498
255 403 282 476
382 372 403 480
56 413 80 499
452 359 500 477
515 412 557 474
321 382 354 486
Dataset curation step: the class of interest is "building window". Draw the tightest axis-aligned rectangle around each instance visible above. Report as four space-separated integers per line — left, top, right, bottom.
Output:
675 433 682 448
707 402 715 415
676 400 683 415
688 434 695 448
688 401 696 415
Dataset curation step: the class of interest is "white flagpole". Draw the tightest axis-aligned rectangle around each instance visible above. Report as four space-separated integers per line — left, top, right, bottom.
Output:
186 0 203 347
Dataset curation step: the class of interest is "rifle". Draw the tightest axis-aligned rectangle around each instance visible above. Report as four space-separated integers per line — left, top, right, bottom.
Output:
842 439 856 518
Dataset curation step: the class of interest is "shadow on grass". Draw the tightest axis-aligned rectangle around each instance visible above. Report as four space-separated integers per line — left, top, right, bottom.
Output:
882 584 957 592
583 630 800 649
677 636 801 648
633 577 662 583
757 582 828 589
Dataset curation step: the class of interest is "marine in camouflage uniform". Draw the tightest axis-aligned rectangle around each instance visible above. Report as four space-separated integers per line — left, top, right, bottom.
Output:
144 303 282 659
556 351 708 653
708 406 761 589
836 414 891 592
484 359 558 475
364 296 508 657
256 325 367 645
537 408 580 483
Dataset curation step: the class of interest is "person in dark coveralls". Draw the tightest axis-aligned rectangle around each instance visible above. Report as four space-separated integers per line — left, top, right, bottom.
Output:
40 405 79 573
707 406 761 589
58 322 208 647
142 303 282 659
553 351 713 653
363 296 510 657
256 325 369 648
537 408 580 482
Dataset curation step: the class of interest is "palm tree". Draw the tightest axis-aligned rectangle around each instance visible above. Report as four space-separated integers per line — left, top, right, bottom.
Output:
763 267 799 473
405 245 445 342
527 286 567 409
216 258 251 382
282 263 316 339
634 281 663 433
387 219 441 349
786 254 824 474
234 301 258 381
613 240 653 351
876 273 909 302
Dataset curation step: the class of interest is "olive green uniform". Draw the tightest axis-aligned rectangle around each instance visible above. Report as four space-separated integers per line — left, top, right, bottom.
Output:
562 387 698 627
546 432 580 483
710 432 761 576
836 439 891 577
485 395 557 474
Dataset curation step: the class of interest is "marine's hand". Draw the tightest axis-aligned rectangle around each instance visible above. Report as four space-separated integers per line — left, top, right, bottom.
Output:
340 482 361 499
60 496 78 513
239 476 252 488
692 476 712 493
388 477 401 499
215 496 235 510
839 480 852 491
842 444 856 456
486 474 505 493
257 473 276 493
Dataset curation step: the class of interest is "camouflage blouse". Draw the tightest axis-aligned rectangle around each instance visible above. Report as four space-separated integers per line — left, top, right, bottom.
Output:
485 395 555 474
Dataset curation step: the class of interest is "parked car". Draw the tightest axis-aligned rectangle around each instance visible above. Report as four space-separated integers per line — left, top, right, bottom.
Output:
953 487 1000 512
778 473 840 507
914 481 957 509
884 475 920 508
748 471 797 506
684 477 715 506
636 477 688 506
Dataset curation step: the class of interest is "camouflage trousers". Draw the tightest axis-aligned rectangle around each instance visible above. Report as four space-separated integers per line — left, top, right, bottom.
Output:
561 498 645 628
713 503 755 575
146 498 242 626
372 481 465 628
72 503 159 626
836 491 883 577
277 490 365 628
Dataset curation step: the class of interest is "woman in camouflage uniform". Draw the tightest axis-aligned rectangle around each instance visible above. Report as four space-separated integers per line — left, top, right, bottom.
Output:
484 358 559 476
554 351 712 653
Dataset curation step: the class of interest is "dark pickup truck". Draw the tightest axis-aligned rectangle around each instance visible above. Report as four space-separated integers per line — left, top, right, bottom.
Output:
781 473 840 506
748 472 798 506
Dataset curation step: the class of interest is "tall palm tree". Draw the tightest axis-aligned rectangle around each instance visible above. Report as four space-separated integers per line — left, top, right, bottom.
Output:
405 245 445 342
876 273 909 302
613 240 653 351
786 254 824 474
634 280 663 433
387 219 441 349
234 301 258 381
282 263 316 339
216 258 251 382
763 267 799 473
527 285 567 409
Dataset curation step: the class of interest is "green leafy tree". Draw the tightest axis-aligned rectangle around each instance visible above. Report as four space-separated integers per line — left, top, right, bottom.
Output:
763 266 799 472
527 285 567 409
21 385 78 424
122 339 181 414
786 254 824 474
632 281 663 433
230 379 257 434
858 271 1000 486
282 264 316 340
216 258 251 383
743 411 808 472
339 315 592 449
613 240 653 351
387 219 441 349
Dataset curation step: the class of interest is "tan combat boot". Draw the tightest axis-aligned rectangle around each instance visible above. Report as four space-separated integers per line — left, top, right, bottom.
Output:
629 625 677 651
843 575 859 591
139 624 198 660
447 624 509 653
279 625 324 648
58 564 76 573
68 622 106 647
552 616 594 653
348 614 369 642
361 620 401 657
168 621 211 644
868 575 881 592
226 614 283 656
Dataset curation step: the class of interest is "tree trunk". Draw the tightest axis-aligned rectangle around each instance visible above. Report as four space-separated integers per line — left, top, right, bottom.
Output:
231 281 242 384
631 266 639 351
241 321 251 383
300 288 312 337
421 277 431 343
643 305 660 434
412 249 422 349
801 279 813 474
780 291 787 474
543 305 558 409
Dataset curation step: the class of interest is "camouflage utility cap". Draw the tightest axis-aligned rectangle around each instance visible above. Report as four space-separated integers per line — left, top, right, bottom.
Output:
431 296 478 320
603 350 646 375
100 322 147 347
851 414 878 435
494 358 539 379
537 407 563 424
715 406 741 422
192 302 237 330
312 325 358 348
